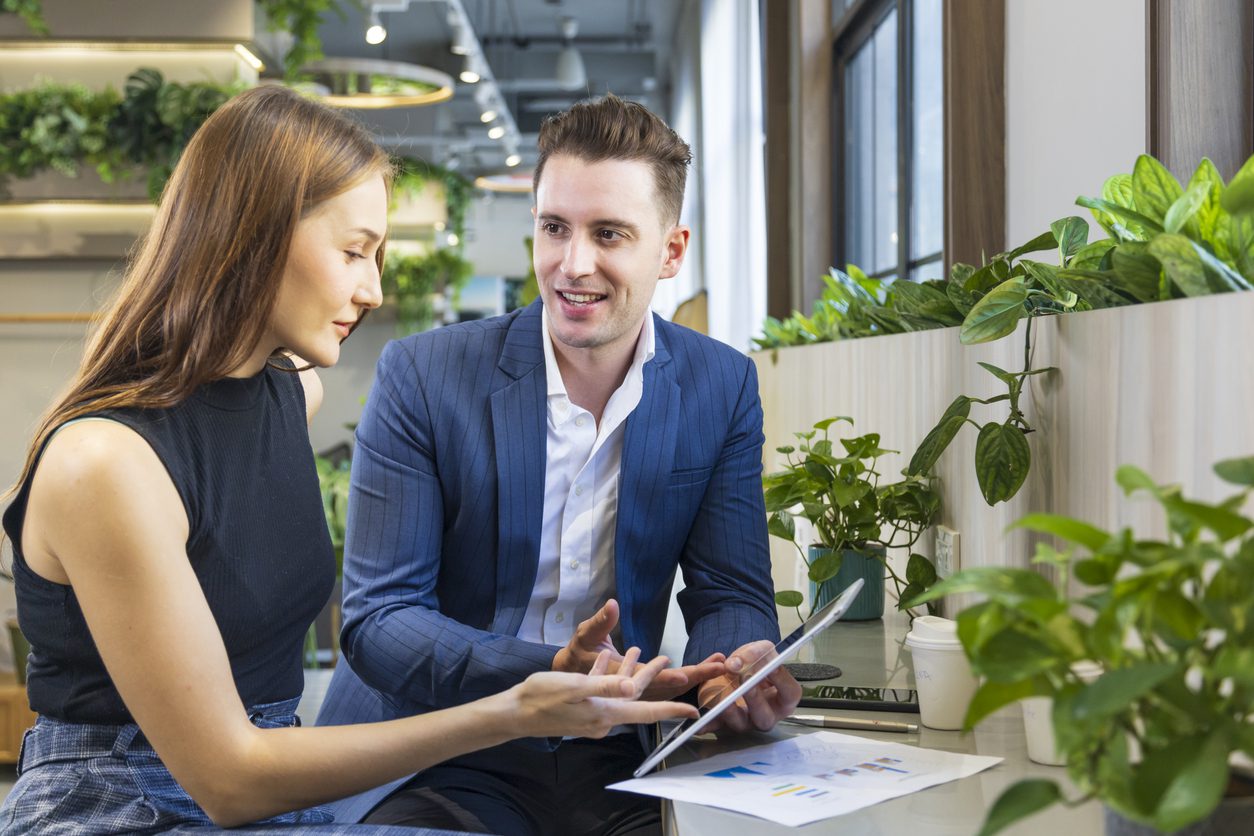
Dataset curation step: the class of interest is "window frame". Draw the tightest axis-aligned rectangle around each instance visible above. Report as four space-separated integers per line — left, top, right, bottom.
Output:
831 0 942 282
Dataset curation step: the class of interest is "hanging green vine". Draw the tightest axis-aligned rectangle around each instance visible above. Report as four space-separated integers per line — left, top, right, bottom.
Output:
1 0 49 35
257 0 364 80
393 157 473 248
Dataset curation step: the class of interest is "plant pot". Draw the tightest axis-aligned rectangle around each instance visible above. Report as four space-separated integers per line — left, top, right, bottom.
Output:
809 545 885 621
6 618 29 685
1103 786 1254 835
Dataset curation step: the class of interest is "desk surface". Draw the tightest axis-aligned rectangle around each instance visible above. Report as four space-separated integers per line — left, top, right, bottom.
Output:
664 613 1102 835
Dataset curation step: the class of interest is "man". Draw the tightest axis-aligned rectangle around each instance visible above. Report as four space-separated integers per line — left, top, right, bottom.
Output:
317 94 799 834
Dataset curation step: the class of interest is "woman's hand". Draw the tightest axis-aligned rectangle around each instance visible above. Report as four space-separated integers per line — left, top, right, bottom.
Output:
511 648 699 739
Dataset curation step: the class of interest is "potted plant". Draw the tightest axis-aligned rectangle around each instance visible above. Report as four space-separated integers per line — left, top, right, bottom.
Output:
764 416 941 622
907 455 1254 834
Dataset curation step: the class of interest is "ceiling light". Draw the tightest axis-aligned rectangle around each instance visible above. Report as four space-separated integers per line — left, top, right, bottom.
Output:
555 16 586 90
450 21 473 55
303 58 454 109
487 125 505 140
446 232 461 246
459 55 480 84
480 109 498 123
233 44 264 71
365 10 387 44
505 153 521 167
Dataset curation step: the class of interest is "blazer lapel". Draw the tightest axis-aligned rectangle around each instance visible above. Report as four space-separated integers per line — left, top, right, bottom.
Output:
616 320 680 651
489 303 547 635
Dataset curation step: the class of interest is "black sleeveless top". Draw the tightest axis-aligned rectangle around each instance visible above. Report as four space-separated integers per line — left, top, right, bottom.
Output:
2 363 336 724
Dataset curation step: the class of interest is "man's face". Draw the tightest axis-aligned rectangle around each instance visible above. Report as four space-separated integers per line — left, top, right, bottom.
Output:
532 154 688 363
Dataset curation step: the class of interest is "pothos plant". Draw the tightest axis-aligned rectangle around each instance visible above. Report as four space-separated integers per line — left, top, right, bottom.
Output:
763 417 941 621
381 248 473 335
906 455 1254 835
394 157 474 249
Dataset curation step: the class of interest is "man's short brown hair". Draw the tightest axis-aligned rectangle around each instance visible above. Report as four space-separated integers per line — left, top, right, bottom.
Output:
533 94 692 226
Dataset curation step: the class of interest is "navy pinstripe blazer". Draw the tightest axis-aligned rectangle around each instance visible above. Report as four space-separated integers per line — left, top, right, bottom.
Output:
316 300 779 822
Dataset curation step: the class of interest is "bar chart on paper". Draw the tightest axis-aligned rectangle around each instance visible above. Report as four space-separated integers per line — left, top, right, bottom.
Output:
610 732 1002 827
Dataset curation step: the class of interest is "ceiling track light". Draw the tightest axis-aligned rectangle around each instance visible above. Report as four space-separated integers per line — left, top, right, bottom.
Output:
365 9 387 45
459 54 481 84
487 125 506 140
480 109 498 123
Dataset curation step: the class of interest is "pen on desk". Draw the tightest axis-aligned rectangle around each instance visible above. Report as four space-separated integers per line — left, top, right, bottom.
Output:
785 713 919 734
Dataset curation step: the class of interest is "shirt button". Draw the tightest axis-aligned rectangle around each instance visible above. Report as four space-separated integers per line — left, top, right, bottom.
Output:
555 612 565 624
575 416 586 427
574 485 584 496
569 559 579 570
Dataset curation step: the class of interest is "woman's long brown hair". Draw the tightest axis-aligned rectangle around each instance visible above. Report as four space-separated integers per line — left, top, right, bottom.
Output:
7 84 392 498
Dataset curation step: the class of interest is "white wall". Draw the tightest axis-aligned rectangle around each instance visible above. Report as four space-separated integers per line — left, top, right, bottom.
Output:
461 193 535 279
1005 0 1146 247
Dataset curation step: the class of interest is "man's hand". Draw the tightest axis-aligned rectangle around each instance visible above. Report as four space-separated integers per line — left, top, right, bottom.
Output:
551 599 727 700
695 639 802 734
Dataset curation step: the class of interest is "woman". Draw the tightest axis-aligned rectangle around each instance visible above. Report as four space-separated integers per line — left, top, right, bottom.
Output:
0 85 696 834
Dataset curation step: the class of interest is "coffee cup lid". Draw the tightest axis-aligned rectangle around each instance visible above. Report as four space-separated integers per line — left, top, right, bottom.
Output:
904 615 961 647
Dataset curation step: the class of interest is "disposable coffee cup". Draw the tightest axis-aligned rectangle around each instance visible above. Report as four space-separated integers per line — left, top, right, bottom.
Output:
904 616 979 730
1022 660 1103 766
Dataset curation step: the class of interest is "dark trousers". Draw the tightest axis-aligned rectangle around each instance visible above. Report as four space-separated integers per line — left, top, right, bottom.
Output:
363 733 661 836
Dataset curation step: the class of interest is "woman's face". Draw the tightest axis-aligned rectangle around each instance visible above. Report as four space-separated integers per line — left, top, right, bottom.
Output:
265 174 388 369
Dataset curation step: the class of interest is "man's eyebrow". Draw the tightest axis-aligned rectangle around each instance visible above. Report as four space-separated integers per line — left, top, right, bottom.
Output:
536 212 640 234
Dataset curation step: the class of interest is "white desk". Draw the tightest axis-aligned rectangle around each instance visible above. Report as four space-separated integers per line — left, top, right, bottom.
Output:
663 614 1103 835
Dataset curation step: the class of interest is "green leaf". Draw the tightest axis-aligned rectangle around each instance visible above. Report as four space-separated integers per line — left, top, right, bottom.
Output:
808 550 843 583
907 396 971 476
1115 464 1157 495
1215 455 1254 486
905 553 938 586
1191 240 1254 292
1069 239 1117 270
1049 216 1089 263
960 278 1028 344
813 416 853 432
974 629 1060 682
976 361 1018 387
1077 195 1163 239
906 567 1057 609
1221 152 1254 215
1161 496 1252 541
1010 513 1111 552
804 459 834 485
1005 230 1058 261
975 780 1063 836
1148 233 1210 296
945 280 979 315
964 678 1043 730
1131 154 1183 223
1163 179 1211 234
1109 243 1164 302
975 422 1031 505
1133 732 1230 833
1071 662 1177 721
767 512 796 542
775 590 804 608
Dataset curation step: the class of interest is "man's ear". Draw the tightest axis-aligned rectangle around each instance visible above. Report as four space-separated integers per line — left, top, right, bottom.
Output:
659 225 691 280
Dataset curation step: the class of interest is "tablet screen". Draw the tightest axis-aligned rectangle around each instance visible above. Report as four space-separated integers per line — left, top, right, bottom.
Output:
633 577 864 778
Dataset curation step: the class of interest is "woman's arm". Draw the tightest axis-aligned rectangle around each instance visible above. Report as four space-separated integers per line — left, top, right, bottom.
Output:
25 421 693 827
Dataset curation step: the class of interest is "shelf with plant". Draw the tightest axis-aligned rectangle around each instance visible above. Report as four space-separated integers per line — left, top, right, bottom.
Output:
0 68 238 200
393 157 473 249
905 455 1254 834
764 416 941 622
755 153 1254 508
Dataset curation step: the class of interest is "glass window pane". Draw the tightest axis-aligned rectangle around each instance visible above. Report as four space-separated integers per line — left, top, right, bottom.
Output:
872 10 898 275
909 258 944 284
844 38 874 272
910 0 944 262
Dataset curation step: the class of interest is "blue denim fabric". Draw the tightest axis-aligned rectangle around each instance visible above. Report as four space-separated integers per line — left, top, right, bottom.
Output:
0 697 448 835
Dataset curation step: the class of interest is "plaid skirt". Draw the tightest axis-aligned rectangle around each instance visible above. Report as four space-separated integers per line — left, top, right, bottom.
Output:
0 696 450 835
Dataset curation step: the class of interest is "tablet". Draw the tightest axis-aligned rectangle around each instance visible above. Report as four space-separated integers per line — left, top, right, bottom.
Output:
633 577 865 778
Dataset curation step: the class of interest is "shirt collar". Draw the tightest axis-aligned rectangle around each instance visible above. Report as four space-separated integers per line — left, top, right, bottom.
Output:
541 306 656 400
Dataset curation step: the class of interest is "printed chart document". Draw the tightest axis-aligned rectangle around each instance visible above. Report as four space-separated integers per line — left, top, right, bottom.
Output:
609 731 1002 827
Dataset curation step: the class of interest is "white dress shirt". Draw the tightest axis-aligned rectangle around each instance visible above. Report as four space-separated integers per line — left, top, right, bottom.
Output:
517 309 656 646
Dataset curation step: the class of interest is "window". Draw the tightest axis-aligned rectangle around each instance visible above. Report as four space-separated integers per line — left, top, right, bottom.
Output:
833 0 943 283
